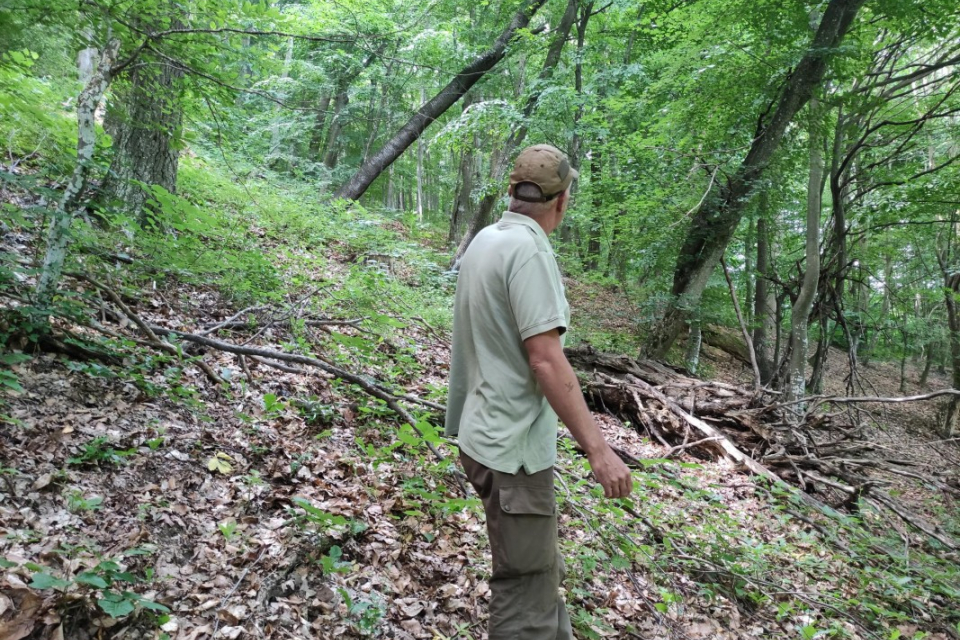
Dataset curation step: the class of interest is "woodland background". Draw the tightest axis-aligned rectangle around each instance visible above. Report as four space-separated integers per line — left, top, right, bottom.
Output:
1 0 959 638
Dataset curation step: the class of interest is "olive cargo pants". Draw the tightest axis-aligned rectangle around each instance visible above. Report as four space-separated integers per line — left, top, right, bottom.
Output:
461 452 574 640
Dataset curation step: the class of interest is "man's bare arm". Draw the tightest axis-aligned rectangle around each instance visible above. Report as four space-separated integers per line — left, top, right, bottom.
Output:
524 329 632 498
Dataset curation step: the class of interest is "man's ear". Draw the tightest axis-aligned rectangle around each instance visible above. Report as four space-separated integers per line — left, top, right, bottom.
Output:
507 184 514 196
555 190 568 212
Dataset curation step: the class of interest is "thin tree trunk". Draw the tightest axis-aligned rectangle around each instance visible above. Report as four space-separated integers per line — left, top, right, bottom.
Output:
308 91 333 159
753 199 777 382
685 321 702 376
323 90 349 169
77 46 98 84
938 223 960 438
899 327 909 393
809 317 831 394
36 40 121 306
920 344 933 387
416 87 426 221
643 0 864 358
785 97 824 407
335 0 549 201
586 148 602 269
267 36 294 167
449 94 478 243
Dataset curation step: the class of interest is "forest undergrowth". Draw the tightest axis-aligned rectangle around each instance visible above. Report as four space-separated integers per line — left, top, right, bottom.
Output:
2 145 959 640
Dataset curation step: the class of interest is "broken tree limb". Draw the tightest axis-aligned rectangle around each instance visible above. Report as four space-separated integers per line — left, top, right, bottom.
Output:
74 273 224 385
870 491 958 552
607 373 786 485
78 286 468 495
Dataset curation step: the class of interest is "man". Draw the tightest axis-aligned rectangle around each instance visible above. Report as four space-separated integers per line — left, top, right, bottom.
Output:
445 144 633 639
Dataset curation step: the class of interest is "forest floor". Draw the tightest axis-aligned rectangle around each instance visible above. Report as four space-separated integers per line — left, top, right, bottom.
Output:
2 182 959 640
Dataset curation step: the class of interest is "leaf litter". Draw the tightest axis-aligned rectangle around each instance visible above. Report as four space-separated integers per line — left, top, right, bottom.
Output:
1 226 958 640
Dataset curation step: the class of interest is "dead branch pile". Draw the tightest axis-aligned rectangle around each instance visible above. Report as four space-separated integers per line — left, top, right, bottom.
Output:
566 345 960 552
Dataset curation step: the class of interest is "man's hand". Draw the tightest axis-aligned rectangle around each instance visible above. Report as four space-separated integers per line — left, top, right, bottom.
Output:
587 446 633 499
525 329 634 499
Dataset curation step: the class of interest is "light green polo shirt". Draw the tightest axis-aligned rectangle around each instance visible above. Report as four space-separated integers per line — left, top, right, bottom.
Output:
445 211 570 475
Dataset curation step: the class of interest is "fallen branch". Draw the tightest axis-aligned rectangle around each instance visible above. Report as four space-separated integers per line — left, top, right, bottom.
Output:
73 273 224 385
73 277 467 496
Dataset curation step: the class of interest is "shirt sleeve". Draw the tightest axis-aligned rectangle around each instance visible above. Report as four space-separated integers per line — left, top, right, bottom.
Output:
508 251 568 341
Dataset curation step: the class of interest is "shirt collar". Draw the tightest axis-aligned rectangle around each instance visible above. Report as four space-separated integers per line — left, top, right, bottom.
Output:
499 211 552 245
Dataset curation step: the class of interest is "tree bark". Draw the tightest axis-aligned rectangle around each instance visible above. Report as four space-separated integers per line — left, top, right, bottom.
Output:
101 42 185 222
785 97 824 407
416 87 426 220
334 0 549 201
35 40 121 306
753 200 777 382
938 223 960 438
267 36 294 168
308 91 333 159
643 0 865 358
684 321 702 375
323 90 350 169
449 94 479 243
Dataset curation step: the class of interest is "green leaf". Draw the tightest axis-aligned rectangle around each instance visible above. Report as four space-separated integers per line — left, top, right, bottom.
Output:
397 426 420 446
139 599 170 612
0 557 18 568
30 572 72 590
98 593 135 618
75 572 109 588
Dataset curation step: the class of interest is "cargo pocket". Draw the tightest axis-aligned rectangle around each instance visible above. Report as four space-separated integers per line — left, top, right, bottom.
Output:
497 484 557 578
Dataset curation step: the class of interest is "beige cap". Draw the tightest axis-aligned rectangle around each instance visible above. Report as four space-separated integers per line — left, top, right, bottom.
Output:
508 144 579 202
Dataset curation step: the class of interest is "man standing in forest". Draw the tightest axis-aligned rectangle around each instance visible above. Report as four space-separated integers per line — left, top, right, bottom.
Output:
445 144 633 639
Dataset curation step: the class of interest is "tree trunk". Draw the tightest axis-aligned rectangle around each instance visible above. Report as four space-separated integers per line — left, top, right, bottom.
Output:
449 95 479 243
35 40 121 306
586 148 602 270
102 44 185 223
77 47 98 84
753 201 777 382
642 0 864 358
935 218 960 437
898 327 909 393
785 97 824 407
919 344 933 388
941 272 960 437
568 0 594 172
744 216 755 329
809 316 831 394
308 91 333 159
323 90 350 169
267 36 294 168
685 321 702 376
334 0 549 201
416 88 426 220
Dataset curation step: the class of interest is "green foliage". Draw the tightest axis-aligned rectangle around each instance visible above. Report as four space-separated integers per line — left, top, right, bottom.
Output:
67 437 137 467
66 490 104 513
0 353 30 393
29 558 169 619
289 496 367 539
337 588 386 637
318 545 351 575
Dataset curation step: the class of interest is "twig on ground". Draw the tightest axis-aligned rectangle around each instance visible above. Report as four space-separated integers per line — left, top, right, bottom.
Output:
212 547 266 639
